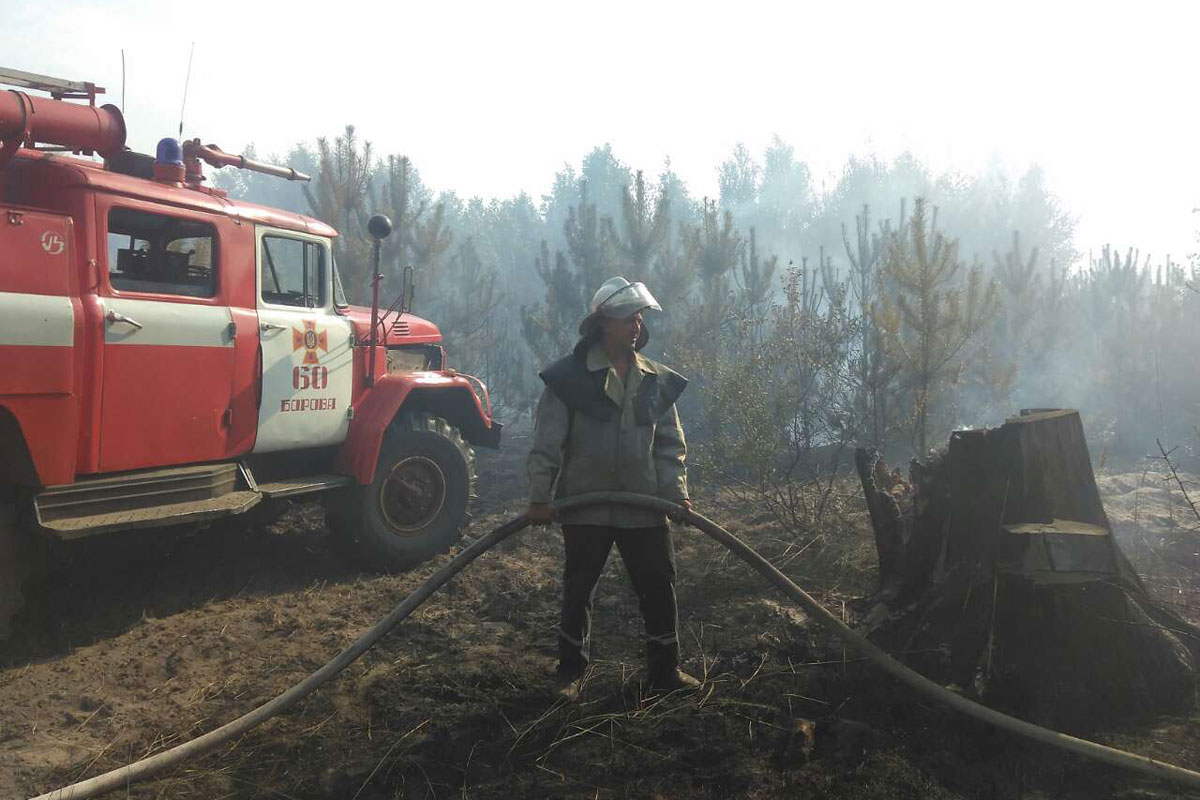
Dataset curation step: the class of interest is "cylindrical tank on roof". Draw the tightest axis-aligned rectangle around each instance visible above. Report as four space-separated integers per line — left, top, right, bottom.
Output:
0 90 126 157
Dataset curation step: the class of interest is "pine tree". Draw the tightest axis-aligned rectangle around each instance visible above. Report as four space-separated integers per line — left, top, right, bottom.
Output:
842 204 893 446
994 231 1039 299
649 232 697 361
374 155 421 287
657 158 699 228
757 137 814 257
1076 245 1154 451
1010 165 1077 271
484 192 545 292
652 231 697 302
717 143 759 216
372 155 454 308
437 238 500 351
563 181 616 293
734 228 778 343
409 202 453 274
522 180 624 369
302 126 373 301
771 258 856 463
579 145 633 223
880 198 998 455
680 199 742 357
613 170 670 279
978 230 1042 407
686 200 742 293
521 240 582 365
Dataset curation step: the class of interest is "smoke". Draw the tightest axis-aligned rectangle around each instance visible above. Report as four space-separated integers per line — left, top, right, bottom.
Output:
215 137 1200 467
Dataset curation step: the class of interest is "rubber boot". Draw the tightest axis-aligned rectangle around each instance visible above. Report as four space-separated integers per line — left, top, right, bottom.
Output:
649 668 701 694
555 663 586 702
556 674 585 702
646 640 699 693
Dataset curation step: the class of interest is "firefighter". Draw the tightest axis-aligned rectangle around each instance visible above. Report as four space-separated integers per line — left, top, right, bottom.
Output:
526 276 700 700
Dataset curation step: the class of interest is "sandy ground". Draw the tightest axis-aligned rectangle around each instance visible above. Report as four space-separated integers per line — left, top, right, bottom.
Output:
1 447 1198 799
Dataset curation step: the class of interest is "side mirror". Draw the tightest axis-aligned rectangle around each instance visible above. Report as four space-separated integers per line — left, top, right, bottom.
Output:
402 265 415 313
367 214 393 240
365 215 392 389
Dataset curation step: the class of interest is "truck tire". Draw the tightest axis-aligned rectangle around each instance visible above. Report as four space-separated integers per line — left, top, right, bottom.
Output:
0 495 31 640
329 414 476 570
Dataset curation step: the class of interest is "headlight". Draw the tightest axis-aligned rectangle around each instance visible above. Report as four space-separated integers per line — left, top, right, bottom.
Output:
386 345 444 373
386 347 429 373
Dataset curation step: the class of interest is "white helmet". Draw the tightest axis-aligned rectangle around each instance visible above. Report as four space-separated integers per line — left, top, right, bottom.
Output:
579 277 661 335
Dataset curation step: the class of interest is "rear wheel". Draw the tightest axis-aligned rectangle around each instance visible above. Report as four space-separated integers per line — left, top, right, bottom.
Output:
0 493 33 640
328 414 476 570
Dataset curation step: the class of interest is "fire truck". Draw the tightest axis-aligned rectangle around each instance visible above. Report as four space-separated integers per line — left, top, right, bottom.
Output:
0 68 501 635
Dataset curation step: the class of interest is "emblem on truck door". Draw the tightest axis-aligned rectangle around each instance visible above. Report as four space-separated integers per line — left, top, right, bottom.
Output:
41 230 65 255
292 319 328 365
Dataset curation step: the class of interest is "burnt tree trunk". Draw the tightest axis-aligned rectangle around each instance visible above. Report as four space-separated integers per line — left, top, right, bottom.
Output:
856 410 1200 728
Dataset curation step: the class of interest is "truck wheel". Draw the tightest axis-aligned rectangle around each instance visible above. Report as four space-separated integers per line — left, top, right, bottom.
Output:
0 496 32 640
330 414 476 570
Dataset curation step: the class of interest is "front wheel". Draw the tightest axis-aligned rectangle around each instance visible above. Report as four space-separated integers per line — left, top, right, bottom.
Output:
328 415 476 570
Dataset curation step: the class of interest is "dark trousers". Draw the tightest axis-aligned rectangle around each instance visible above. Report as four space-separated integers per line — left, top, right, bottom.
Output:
557 524 679 680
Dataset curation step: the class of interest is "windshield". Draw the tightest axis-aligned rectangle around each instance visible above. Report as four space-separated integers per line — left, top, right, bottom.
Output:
331 256 349 309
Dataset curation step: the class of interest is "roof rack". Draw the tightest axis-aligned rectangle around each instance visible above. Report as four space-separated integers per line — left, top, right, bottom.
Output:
0 67 104 105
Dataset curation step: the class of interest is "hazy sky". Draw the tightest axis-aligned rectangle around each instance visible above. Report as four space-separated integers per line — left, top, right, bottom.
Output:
5 0 1197 264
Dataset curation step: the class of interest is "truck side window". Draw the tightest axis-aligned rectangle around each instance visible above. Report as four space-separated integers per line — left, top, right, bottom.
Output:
107 208 216 298
261 236 326 308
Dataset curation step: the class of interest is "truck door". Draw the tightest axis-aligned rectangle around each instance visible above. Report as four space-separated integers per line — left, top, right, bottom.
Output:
97 203 236 473
253 227 353 453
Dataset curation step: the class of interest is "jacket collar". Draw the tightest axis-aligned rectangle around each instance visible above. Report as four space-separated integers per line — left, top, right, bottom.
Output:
538 346 687 423
587 344 651 408
586 343 653 375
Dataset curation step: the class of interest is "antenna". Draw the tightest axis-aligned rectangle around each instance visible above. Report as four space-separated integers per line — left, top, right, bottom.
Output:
178 42 194 138
120 49 126 113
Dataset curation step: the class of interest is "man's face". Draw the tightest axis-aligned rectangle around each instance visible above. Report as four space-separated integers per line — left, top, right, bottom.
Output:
601 310 644 354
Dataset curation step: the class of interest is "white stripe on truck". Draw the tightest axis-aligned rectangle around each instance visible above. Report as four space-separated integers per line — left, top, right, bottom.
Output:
0 291 74 346
103 298 234 347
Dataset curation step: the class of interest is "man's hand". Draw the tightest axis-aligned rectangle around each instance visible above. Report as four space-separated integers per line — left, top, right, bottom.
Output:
668 498 693 523
527 503 557 526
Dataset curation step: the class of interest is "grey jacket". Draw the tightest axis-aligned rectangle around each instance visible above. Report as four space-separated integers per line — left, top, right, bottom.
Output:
527 343 689 528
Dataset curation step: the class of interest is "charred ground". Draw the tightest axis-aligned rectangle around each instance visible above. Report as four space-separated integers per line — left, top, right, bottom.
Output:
2 444 1199 800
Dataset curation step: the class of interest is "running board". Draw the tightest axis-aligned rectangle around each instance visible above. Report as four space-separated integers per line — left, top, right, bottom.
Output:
37 491 262 539
34 464 358 539
257 475 355 499
37 463 239 522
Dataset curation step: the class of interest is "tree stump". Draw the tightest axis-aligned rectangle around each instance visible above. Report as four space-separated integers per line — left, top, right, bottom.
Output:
856 409 1200 728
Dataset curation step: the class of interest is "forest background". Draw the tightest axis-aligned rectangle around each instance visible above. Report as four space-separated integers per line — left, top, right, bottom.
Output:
216 131 1200 518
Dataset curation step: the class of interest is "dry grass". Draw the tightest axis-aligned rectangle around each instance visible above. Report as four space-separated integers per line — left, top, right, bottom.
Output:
2 453 1199 799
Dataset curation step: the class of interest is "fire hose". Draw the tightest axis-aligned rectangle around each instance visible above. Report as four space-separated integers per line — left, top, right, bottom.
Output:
31 492 1200 799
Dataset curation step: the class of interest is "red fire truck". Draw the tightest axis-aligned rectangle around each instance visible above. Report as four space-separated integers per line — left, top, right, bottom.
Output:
0 68 501 635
